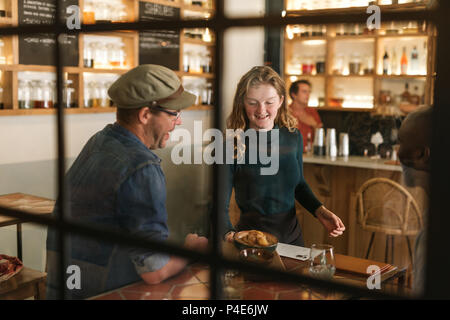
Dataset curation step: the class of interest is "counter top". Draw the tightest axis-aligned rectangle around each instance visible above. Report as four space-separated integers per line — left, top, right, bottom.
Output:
303 155 402 172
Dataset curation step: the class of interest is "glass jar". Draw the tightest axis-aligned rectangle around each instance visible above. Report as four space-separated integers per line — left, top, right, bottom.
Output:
64 80 76 108
31 80 44 108
42 80 54 108
96 1 112 23
83 0 96 24
302 56 314 75
201 83 213 105
19 80 32 109
191 52 201 73
93 42 108 69
183 51 191 72
99 81 110 107
201 53 211 73
315 55 325 74
88 81 101 108
0 38 5 64
112 3 128 23
349 53 362 75
108 43 126 68
84 42 94 68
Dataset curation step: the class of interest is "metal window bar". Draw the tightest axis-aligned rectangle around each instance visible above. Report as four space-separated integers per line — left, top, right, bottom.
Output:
0 0 447 300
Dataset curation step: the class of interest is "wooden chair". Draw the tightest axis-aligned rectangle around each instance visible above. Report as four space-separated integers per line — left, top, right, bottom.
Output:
356 177 423 265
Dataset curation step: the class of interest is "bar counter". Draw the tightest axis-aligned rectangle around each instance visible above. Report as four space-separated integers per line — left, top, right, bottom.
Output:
297 154 427 269
303 155 402 172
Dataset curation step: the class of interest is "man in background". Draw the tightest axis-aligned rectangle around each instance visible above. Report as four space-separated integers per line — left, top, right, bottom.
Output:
289 80 323 153
397 105 432 296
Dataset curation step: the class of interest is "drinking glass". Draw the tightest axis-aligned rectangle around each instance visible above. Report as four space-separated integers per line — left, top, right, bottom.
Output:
309 244 336 280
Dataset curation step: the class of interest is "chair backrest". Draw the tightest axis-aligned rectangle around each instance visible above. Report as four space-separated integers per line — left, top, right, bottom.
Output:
356 177 423 236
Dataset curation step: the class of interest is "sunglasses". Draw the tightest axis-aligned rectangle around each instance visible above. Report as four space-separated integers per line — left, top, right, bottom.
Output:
150 105 181 121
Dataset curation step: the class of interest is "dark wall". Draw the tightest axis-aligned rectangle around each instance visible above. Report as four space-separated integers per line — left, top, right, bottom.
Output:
264 0 284 74
318 111 405 157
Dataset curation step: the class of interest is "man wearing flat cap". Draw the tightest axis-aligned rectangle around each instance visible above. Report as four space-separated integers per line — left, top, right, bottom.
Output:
46 64 208 300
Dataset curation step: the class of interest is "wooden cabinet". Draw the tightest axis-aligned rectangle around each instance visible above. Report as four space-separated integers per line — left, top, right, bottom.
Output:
283 2 436 113
0 0 215 116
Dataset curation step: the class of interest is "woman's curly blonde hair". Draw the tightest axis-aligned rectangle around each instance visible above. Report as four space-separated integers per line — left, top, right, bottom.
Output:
226 66 297 131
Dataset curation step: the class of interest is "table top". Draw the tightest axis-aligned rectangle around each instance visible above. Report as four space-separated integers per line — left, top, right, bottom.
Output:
0 193 55 227
90 244 408 300
303 155 402 172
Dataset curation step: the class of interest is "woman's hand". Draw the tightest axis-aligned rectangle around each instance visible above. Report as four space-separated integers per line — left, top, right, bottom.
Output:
315 206 346 237
224 231 236 243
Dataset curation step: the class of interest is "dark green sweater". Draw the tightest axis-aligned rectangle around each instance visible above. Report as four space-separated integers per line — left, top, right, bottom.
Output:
224 126 322 231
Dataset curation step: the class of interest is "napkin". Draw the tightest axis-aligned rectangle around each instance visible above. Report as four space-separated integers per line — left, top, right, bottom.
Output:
276 243 312 261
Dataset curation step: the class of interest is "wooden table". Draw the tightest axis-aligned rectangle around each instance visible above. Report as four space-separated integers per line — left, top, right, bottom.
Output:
0 267 47 300
90 243 409 300
0 193 55 261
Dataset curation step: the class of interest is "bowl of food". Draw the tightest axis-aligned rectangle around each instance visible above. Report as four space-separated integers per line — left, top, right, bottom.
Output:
233 230 278 252
239 248 274 266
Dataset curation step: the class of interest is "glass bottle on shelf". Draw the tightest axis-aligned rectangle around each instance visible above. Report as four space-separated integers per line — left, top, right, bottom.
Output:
0 38 5 64
90 81 101 108
401 83 411 103
84 42 94 68
383 47 389 75
19 80 32 109
410 86 421 105
391 48 398 75
364 56 374 75
410 45 419 75
400 47 408 75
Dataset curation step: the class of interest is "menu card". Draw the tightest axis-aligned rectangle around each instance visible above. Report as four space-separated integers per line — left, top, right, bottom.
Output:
18 0 79 66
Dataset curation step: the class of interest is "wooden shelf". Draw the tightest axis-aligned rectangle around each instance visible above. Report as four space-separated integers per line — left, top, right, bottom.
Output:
183 37 215 46
0 0 215 116
179 71 214 79
0 107 117 116
283 2 436 113
376 74 427 79
186 104 213 111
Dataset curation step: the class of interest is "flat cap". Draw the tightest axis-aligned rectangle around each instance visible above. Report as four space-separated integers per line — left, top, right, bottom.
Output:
108 64 196 110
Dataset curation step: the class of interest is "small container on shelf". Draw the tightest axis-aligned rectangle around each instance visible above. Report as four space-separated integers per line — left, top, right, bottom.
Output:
93 43 108 69
201 83 213 105
84 43 94 68
183 51 191 73
302 56 314 75
315 55 325 74
0 0 6 17
107 43 126 69
201 53 212 73
333 54 345 75
18 80 32 109
0 87 3 109
83 0 96 24
99 81 111 107
0 38 5 64
96 1 112 23
63 80 76 108
349 53 362 75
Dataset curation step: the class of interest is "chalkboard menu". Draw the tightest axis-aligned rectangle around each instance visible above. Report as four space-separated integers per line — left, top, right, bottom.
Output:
18 0 79 66
139 2 180 70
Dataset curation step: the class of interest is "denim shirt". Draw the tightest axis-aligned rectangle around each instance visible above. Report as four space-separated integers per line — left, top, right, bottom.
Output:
46 123 170 299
